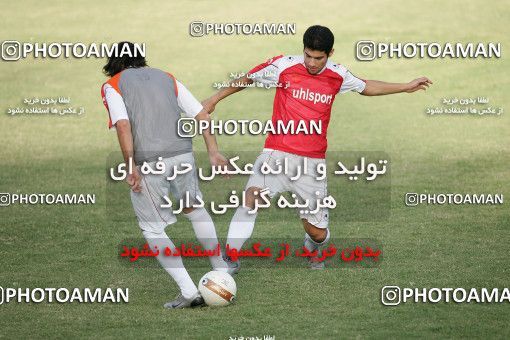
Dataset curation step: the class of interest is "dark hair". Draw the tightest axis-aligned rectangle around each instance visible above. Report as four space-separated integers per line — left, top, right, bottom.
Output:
102 41 147 77
303 25 334 55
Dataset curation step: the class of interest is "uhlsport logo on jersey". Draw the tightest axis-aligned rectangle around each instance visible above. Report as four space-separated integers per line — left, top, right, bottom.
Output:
291 88 333 105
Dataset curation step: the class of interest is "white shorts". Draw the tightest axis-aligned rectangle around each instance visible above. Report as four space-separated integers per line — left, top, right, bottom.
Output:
130 152 202 234
245 149 329 228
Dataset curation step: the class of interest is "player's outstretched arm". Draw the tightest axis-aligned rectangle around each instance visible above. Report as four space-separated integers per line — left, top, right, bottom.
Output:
202 75 254 114
361 77 432 96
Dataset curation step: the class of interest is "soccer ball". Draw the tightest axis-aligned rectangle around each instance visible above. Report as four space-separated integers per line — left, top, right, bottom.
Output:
198 270 237 307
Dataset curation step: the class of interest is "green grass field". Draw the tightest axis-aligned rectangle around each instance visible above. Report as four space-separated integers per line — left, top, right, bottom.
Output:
1 0 509 338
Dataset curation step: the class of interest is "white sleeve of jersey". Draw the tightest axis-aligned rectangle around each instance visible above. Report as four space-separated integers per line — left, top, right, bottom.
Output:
248 55 304 87
248 66 279 87
176 80 204 118
103 83 129 130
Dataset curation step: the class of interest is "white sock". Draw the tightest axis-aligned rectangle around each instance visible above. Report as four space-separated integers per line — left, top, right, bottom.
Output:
142 230 198 299
226 206 258 254
185 207 228 271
